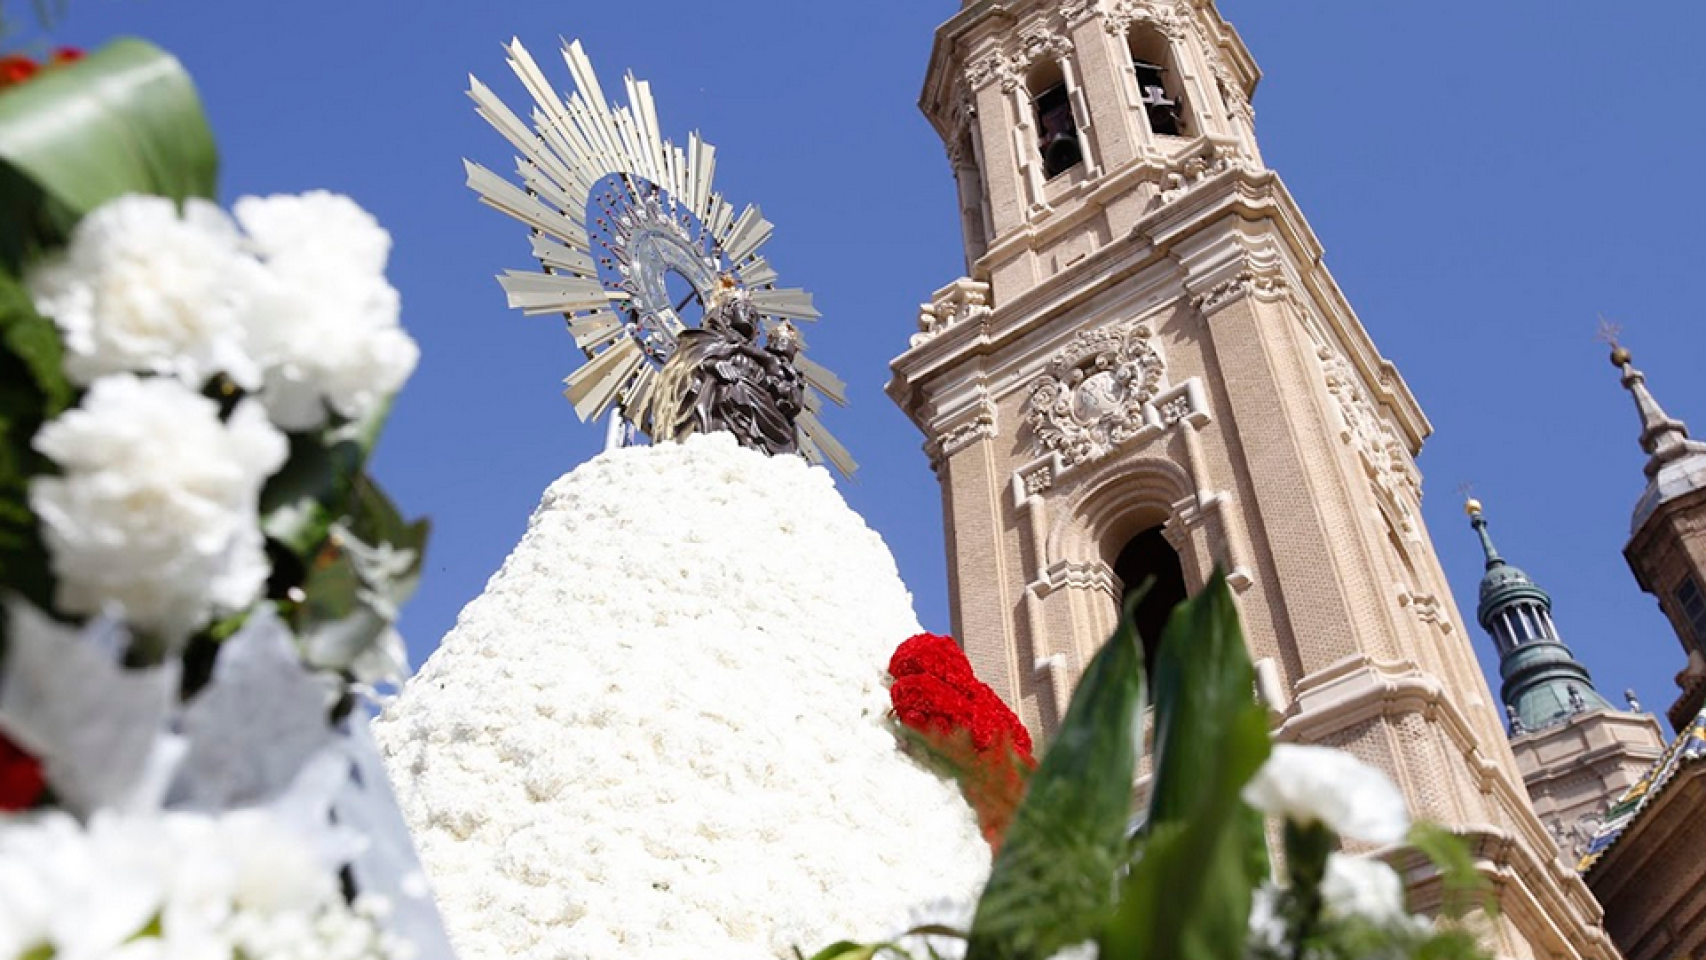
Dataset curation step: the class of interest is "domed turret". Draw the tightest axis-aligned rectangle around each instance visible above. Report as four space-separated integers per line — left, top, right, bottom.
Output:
1466 500 1611 734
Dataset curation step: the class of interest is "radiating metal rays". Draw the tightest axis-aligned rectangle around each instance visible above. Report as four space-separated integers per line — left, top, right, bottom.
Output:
464 38 855 475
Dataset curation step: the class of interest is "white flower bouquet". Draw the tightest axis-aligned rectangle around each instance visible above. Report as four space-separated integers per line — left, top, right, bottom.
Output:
0 37 447 960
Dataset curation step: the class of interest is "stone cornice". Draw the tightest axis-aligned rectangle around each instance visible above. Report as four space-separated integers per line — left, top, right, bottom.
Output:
1276 655 1572 882
888 168 1431 454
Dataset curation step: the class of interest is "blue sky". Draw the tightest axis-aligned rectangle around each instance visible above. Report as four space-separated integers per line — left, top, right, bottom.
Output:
46 2 1706 732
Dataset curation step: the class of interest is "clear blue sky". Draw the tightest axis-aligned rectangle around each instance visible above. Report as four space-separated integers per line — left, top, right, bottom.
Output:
46 2 1706 731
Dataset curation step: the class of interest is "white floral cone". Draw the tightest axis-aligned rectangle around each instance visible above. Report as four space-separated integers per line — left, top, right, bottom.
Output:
375 434 990 960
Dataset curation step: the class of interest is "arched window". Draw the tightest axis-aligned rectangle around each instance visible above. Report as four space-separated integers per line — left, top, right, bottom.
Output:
1028 60 1083 179
1113 525 1188 676
1126 26 1189 138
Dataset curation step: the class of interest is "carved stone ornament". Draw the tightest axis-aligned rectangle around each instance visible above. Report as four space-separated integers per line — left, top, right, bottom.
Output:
1059 0 1099 24
927 405 999 471
912 279 992 348
964 52 1013 91
1024 321 1165 467
1317 344 1421 530
1190 268 1285 313
1105 0 1190 39
1014 26 1073 70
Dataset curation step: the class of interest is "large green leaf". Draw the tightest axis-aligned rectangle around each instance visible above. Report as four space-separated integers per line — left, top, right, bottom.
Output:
965 593 1148 960
1103 706 1270 960
1145 569 1261 825
1103 571 1272 960
0 38 217 269
0 270 64 627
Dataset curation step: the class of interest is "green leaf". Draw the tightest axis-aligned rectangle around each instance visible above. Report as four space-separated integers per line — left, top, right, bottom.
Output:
798 941 916 960
259 399 395 561
0 270 62 628
0 269 68 415
1104 704 1270 960
1145 568 1261 826
1408 823 1495 920
1102 570 1272 960
0 38 217 269
965 591 1148 960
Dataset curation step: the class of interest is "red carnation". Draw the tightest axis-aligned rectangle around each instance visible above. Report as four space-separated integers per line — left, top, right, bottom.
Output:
0 55 38 88
888 631 1036 850
0 732 45 811
889 632 976 686
891 672 971 736
51 47 84 65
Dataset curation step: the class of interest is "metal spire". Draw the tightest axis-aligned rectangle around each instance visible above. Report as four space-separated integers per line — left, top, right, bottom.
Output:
1602 320 1706 480
1465 496 1504 569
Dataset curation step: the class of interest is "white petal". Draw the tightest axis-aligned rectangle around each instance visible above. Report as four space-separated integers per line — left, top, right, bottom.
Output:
1241 744 1410 843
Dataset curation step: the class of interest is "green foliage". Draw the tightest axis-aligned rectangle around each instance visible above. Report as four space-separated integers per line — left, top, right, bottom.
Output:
261 404 428 686
1103 571 1271 960
1408 823 1496 921
0 38 217 272
0 267 63 629
964 589 1148 960
806 568 1498 960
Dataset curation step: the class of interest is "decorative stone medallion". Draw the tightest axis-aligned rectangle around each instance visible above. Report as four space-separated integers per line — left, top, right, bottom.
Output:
1024 321 1164 466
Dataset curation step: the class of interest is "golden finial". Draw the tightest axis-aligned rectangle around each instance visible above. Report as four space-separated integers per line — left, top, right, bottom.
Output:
1597 315 1631 367
1458 481 1482 517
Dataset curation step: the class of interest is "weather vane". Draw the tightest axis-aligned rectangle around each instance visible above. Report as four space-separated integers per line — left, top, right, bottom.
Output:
463 39 854 474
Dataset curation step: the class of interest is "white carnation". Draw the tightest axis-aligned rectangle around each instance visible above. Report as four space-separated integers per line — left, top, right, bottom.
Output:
378 435 990 960
29 375 287 641
234 192 418 430
1241 744 1410 844
1320 853 1408 925
27 195 263 390
0 808 402 960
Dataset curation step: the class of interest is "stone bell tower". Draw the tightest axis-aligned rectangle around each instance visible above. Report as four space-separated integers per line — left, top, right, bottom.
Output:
887 2 1618 956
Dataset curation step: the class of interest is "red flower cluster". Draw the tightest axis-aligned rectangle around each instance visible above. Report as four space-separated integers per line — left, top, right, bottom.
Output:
0 731 45 812
888 633 1034 849
0 48 83 89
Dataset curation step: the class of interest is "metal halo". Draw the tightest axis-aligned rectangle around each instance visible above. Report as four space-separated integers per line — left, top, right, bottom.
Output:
465 39 853 475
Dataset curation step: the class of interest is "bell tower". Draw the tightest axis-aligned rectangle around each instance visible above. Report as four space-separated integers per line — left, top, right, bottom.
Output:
888 2 1618 956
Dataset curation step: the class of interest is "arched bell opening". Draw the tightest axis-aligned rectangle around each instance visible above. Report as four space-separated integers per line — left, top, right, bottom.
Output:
1027 59 1083 180
1126 26 1190 139
1110 523 1189 679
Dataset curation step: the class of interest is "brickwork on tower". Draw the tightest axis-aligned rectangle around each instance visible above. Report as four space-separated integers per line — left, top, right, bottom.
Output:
888 2 1623 956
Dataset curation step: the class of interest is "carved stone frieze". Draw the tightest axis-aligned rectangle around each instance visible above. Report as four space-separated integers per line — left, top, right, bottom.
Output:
964 52 1013 92
927 405 998 471
1399 589 1453 632
1190 268 1286 313
1059 0 1099 25
1104 0 1189 39
1209 59 1254 121
1317 344 1422 531
1013 26 1073 70
912 278 992 348
1023 321 1165 467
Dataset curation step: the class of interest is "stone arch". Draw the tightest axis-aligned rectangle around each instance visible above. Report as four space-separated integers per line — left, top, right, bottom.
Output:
1049 455 1194 573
